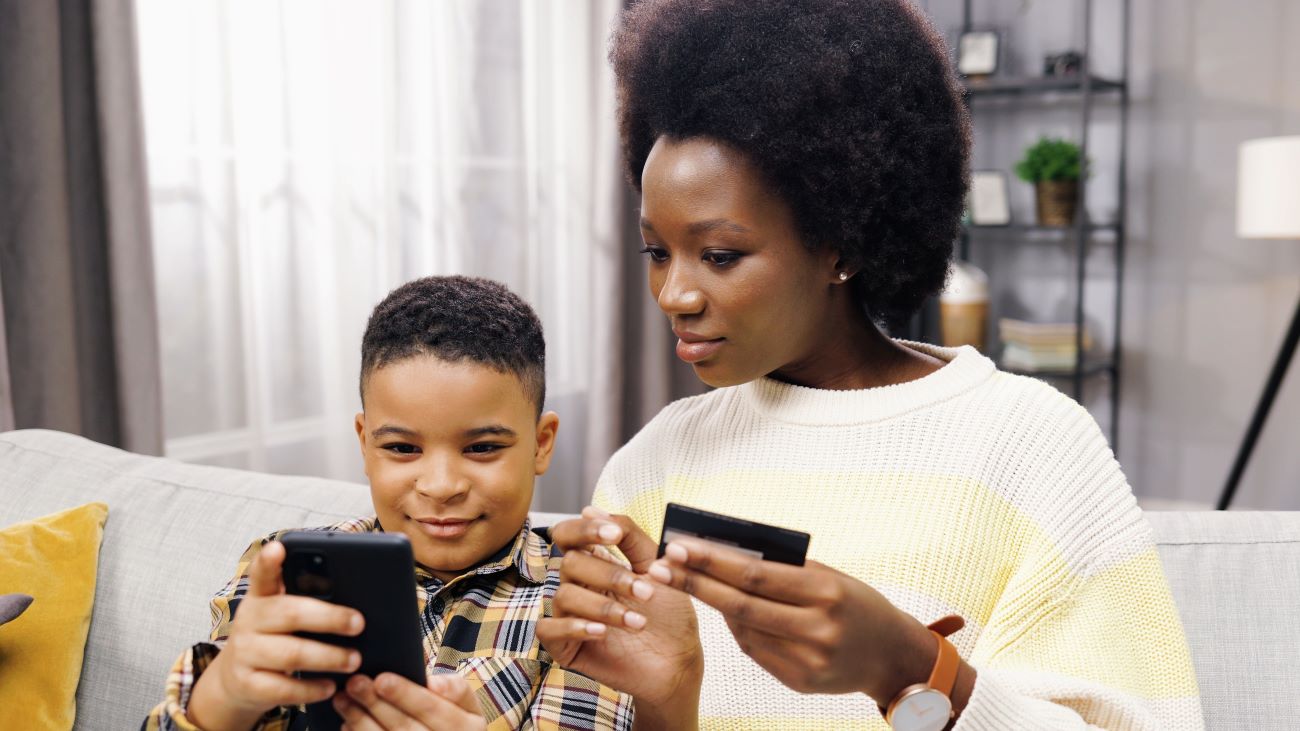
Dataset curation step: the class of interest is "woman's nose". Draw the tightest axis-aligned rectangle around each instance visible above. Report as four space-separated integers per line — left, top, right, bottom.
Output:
656 263 705 316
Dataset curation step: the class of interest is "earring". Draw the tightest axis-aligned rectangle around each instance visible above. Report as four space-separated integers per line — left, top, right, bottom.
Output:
838 271 849 282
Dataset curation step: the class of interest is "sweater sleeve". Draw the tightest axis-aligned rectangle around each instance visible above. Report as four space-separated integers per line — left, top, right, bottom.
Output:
955 391 1203 731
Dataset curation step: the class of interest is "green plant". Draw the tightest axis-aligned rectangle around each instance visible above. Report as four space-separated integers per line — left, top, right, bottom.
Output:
1014 137 1084 183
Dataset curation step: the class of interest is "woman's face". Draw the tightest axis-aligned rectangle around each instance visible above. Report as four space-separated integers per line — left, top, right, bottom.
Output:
638 136 844 387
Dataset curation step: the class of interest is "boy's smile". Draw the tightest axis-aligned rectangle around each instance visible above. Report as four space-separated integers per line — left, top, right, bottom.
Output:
355 354 558 582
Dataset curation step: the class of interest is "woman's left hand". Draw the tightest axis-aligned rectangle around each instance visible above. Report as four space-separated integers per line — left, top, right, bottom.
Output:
332 672 486 731
647 536 943 704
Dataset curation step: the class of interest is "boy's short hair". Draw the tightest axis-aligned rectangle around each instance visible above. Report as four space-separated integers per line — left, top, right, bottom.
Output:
360 276 546 416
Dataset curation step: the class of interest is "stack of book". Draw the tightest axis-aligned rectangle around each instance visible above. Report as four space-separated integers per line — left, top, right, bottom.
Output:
999 318 1092 372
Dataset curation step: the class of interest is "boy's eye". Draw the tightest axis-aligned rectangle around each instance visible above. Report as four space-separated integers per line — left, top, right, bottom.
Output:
703 250 741 267
465 443 504 455
639 244 668 263
382 443 420 455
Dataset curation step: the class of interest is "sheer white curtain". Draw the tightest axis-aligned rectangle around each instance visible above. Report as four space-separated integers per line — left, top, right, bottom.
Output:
135 0 623 511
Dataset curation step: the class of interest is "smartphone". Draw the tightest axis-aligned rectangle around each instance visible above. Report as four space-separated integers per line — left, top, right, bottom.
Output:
280 530 426 731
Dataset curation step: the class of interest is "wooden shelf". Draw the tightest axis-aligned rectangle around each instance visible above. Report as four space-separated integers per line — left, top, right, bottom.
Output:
962 75 1126 97
1000 360 1116 380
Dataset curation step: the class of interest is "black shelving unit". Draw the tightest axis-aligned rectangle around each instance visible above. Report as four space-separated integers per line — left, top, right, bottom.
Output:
955 0 1131 448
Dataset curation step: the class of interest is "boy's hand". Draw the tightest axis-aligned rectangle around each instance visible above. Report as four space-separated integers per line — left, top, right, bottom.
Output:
536 507 703 730
332 672 487 730
186 541 366 731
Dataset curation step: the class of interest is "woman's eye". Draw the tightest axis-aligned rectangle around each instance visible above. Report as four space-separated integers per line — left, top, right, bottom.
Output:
382 443 420 455
465 443 504 455
639 245 669 263
703 250 742 267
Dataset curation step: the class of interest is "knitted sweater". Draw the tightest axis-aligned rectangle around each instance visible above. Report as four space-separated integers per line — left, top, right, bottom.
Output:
593 343 1203 730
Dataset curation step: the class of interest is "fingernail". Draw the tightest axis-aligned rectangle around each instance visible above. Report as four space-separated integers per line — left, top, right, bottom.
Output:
350 613 364 633
624 611 647 629
586 621 606 636
631 579 654 600
598 523 621 542
587 505 611 518
648 563 671 583
665 542 688 562
348 651 361 670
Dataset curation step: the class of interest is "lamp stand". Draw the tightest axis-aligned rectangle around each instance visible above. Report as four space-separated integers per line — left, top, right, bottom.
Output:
1217 293 1300 509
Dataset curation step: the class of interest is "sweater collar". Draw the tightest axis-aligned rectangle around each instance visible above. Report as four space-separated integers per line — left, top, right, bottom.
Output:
741 342 996 426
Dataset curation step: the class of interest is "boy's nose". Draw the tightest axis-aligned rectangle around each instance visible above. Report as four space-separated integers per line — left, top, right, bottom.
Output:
413 469 470 501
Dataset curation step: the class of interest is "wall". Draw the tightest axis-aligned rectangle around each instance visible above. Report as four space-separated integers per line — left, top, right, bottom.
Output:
920 0 1300 508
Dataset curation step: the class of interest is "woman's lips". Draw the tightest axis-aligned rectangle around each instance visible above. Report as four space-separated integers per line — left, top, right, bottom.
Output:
675 337 725 363
412 517 476 539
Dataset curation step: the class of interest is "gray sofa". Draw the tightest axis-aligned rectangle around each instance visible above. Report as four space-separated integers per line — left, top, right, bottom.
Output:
1 429 1296 730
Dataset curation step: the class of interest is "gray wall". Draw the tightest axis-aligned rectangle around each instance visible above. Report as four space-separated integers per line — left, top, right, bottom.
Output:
921 0 1300 508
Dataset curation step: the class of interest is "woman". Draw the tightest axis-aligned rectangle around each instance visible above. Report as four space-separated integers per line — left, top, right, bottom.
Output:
535 1 1203 729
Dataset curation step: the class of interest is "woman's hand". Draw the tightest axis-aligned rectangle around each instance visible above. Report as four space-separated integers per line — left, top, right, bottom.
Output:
187 541 366 731
536 508 703 729
332 672 486 730
649 536 973 709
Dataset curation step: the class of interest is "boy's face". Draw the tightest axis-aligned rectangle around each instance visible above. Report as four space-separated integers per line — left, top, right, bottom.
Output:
355 354 557 581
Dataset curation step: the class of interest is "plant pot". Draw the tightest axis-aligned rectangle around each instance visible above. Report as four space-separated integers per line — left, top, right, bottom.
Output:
1034 180 1078 226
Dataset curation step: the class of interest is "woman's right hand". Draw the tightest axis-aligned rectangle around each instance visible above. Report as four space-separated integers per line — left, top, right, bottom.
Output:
186 540 367 731
537 507 703 730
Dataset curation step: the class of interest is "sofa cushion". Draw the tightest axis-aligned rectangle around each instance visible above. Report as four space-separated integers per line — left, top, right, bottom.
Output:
0 430 374 731
1147 510 1300 731
0 502 109 730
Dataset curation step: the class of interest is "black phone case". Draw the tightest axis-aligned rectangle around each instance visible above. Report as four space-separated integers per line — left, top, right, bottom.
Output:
280 531 426 731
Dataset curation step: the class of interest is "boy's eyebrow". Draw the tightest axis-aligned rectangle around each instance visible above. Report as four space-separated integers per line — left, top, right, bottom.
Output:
465 425 517 438
372 425 419 439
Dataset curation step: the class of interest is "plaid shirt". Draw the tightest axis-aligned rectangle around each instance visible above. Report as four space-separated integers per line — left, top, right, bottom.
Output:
144 517 633 730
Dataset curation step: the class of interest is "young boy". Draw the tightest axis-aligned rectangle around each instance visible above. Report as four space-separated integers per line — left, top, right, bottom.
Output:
145 276 633 731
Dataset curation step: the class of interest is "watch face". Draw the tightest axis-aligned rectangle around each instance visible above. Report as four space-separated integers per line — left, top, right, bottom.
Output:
891 689 952 731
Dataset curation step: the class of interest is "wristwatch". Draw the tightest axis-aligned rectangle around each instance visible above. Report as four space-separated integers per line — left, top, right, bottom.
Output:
884 615 964 731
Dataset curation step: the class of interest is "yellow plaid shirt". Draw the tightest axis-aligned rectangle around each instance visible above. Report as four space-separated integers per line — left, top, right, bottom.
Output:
144 517 632 730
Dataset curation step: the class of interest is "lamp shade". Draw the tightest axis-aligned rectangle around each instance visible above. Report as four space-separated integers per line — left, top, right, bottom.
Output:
1238 136 1300 239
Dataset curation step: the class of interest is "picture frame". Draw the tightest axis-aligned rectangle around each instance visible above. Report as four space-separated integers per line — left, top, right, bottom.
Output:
957 31 1000 77
968 170 1011 226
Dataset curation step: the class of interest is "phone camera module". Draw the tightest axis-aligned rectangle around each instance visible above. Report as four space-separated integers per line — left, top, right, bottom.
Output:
287 551 334 597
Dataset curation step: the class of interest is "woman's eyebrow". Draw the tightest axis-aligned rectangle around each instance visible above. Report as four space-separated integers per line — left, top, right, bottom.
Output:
639 217 752 236
687 219 751 235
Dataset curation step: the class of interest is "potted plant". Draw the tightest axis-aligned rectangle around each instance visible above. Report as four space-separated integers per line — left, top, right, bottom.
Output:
1014 137 1085 226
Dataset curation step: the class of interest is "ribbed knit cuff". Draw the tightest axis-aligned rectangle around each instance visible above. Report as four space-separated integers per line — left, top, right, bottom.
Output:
953 671 1087 730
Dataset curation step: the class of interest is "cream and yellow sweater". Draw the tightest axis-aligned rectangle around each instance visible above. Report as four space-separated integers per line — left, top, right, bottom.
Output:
593 343 1203 730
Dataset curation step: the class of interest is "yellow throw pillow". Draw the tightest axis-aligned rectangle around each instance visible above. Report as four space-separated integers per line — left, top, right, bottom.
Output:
0 503 109 730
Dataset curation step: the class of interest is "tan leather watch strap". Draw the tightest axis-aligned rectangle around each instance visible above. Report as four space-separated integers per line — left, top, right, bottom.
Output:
925 630 959 696
881 614 966 722
925 614 963 696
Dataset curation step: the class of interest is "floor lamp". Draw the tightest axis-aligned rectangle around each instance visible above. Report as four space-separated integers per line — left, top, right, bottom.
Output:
1217 136 1300 510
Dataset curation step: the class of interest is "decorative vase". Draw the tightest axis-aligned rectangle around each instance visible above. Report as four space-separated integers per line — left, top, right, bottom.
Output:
1034 179 1078 226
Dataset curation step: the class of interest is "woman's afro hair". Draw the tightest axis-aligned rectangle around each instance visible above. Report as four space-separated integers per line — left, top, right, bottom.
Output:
611 0 971 329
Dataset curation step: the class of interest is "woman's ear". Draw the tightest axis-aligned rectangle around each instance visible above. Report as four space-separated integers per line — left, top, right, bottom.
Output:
533 411 561 476
828 251 853 284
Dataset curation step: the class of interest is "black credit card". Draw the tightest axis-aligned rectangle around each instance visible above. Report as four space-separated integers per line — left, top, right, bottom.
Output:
658 502 810 566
